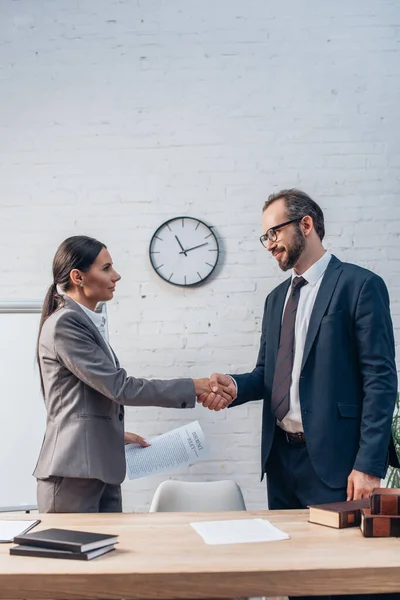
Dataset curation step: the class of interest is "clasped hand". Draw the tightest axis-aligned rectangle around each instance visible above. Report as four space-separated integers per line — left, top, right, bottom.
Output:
193 373 237 411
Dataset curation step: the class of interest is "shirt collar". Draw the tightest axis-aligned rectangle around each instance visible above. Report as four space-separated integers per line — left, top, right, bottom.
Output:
70 298 106 330
292 250 332 288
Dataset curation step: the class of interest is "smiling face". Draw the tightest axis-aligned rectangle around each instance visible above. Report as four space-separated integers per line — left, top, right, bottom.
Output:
262 198 306 272
71 248 121 305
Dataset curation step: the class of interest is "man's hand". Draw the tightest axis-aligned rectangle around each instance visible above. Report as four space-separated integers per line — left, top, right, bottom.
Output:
196 373 237 411
124 432 151 447
347 469 380 500
193 377 233 411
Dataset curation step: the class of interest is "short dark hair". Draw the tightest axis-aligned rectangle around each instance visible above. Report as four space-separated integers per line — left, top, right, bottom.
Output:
263 189 325 241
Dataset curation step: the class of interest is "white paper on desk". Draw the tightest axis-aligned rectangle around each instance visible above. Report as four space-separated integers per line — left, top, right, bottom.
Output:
0 520 40 543
190 518 290 545
125 420 210 480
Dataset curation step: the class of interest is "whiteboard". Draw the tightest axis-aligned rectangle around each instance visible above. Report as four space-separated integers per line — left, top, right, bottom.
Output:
0 301 108 511
0 302 45 511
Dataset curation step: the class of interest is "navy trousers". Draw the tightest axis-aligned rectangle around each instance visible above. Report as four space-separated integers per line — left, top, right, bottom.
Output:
266 426 397 600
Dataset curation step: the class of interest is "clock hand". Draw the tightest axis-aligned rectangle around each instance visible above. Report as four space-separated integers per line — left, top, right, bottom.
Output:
175 235 187 256
179 242 209 254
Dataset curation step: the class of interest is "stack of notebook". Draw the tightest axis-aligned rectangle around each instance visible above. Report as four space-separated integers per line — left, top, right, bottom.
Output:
10 528 118 560
309 487 400 537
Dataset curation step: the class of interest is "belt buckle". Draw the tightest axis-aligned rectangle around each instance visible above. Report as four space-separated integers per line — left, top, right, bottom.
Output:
285 431 304 444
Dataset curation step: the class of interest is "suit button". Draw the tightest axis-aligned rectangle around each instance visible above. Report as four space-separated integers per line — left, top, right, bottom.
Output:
181 402 187 408
119 413 123 421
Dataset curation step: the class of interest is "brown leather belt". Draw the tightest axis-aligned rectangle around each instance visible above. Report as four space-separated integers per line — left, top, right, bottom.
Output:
277 427 306 445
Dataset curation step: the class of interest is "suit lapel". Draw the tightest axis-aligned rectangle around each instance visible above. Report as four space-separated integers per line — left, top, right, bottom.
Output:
270 278 291 367
63 296 118 366
301 255 343 371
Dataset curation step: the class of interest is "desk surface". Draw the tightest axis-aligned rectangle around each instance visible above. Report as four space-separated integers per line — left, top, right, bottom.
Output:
0 510 399 599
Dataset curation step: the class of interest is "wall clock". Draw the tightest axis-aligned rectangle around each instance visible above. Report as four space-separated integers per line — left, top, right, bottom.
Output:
149 216 220 286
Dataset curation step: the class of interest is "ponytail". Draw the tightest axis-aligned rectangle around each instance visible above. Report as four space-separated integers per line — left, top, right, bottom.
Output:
36 282 64 395
36 235 106 397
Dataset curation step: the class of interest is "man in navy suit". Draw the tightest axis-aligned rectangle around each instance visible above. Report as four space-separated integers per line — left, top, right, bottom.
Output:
202 189 398 600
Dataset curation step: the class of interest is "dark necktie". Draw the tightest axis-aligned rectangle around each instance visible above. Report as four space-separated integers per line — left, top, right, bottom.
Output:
271 276 308 421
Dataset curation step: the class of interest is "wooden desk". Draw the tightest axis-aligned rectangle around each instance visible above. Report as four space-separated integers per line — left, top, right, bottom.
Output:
0 510 400 599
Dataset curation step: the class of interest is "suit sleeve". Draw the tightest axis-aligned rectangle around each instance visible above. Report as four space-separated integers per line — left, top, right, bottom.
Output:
230 296 268 407
352 274 398 477
53 312 195 409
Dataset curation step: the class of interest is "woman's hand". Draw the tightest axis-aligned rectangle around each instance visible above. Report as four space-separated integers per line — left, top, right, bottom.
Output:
124 432 151 447
193 377 234 410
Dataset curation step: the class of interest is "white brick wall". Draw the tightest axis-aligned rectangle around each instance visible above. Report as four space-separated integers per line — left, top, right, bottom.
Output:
0 0 399 511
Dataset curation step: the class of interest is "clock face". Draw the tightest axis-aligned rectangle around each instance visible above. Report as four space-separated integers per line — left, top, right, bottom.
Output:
149 217 219 286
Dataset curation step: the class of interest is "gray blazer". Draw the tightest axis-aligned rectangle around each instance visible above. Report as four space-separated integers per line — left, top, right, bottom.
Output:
34 297 195 484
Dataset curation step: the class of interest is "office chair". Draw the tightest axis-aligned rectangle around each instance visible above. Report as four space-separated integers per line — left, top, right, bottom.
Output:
148 481 279 600
149 479 246 512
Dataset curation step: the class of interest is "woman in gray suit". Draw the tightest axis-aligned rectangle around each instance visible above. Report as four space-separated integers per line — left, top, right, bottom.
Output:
34 235 230 513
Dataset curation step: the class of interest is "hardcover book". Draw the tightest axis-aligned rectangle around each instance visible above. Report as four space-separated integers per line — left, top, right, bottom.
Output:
10 543 115 560
370 488 400 515
309 498 370 529
360 508 400 537
13 528 118 553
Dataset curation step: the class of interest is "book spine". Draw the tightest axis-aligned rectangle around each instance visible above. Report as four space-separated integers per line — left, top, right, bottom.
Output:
361 514 372 537
370 495 400 516
370 496 379 514
362 515 400 537
339 509 361 528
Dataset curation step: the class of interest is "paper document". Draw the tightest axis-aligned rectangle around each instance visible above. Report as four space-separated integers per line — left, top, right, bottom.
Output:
0 519 40 543
125 420 210 480
190 518 290 545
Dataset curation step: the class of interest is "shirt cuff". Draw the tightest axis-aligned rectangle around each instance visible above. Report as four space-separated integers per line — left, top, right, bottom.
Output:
227 375 238 400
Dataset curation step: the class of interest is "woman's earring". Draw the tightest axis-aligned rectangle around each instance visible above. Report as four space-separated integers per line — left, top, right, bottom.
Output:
79 282 83 288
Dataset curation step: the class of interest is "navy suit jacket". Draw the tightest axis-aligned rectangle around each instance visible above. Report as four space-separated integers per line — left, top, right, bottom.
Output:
232 255 398 489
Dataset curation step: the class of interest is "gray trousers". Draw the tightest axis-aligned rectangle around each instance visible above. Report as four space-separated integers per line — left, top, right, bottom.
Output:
37 477 122 513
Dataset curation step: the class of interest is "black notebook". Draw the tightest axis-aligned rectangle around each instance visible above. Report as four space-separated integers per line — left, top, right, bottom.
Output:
10 543 115 560
13 528 118 553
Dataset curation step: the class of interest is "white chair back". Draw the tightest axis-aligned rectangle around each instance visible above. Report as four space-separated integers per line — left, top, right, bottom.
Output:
149 479 246 512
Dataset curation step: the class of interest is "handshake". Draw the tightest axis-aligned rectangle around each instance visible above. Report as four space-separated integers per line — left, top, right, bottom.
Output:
193 374 236 411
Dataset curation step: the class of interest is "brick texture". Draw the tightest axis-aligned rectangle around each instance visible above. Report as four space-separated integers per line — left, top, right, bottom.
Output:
0 0 399 512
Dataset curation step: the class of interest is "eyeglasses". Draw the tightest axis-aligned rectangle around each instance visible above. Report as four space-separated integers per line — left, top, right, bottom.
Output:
259 217 304 247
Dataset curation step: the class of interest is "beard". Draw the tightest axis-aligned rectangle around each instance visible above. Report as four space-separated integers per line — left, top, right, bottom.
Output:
275 227 306 271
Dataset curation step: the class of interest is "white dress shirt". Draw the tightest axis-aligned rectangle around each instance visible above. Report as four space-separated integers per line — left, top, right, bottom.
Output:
73 300 117 367
231 251 332 433
279 250 332 433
